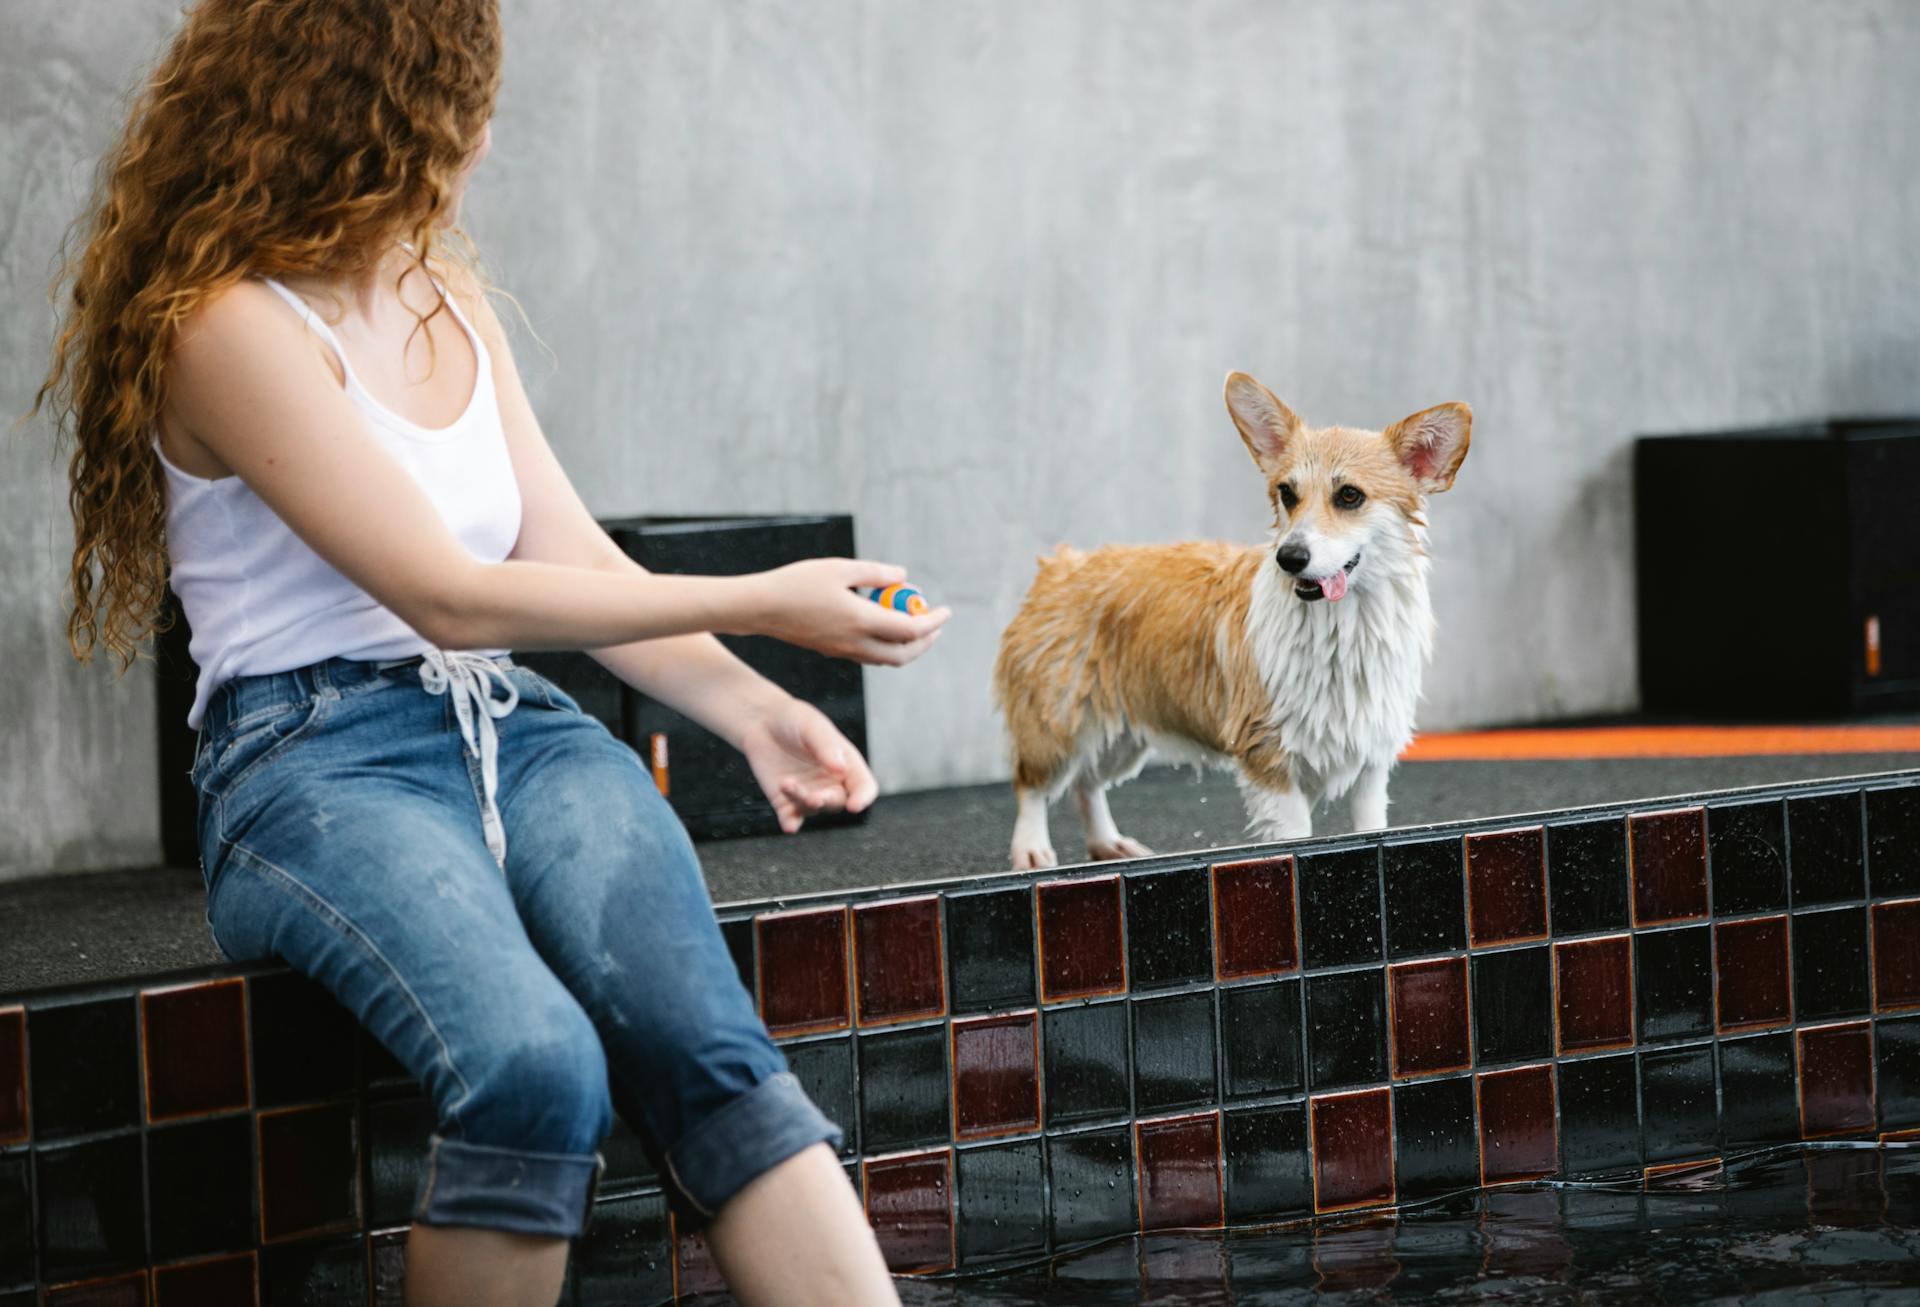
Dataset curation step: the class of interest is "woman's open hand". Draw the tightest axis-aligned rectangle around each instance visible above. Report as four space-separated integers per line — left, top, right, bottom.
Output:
745 559 949 666
740 698 880 834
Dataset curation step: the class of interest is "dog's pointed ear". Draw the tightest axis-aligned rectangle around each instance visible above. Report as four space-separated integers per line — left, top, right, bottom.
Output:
1386 403 1472 493
1224 372 1301 470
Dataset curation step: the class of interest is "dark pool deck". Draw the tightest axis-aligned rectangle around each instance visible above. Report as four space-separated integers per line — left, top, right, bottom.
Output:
5 750 1919 998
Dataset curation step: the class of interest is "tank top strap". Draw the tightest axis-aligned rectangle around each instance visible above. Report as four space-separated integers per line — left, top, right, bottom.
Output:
260 277 358 384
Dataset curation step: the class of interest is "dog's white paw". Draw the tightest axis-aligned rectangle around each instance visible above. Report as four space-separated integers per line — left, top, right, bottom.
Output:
1087 836 1153 861
1011 841 1058 871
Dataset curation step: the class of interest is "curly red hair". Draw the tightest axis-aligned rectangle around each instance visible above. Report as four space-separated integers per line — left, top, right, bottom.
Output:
35 0 503 668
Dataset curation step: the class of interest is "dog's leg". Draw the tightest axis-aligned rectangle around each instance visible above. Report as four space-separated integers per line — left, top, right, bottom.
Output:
1010 787 1058 870
1076 780 1153 861
1349 761 1391 833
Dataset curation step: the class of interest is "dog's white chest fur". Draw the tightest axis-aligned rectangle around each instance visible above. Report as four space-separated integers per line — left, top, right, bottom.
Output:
1243 551 1433 799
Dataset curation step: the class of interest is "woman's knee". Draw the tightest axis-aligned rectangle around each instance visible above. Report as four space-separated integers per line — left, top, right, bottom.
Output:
452 1004 612 1156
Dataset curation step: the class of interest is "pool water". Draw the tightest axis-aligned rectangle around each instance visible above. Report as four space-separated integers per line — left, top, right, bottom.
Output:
698 1144 1920 1304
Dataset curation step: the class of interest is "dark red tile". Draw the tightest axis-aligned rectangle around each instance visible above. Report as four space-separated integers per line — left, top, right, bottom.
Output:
1212 856 1298 979
672 1219 726 1299
1555 935 1634 1052
864 1149 954 1272
1388 957 1470 1077
153 1254 256 1307
854 896 946 1026
951 1011 1039 1139
257 1102 359 1242
44 1272 148 1307
1136 1112 1224 1231
0 1007 24 1144
143 979 250 1122
1466 828 1547 946
1630 808 1708 925
1310 1089 1394 1212
1799 1022 1875 1138
1478 1064 1558 1184
1874 899 1920 1012
757 906 851 1036
1037 877 1126 1001
1716 917 1792 1031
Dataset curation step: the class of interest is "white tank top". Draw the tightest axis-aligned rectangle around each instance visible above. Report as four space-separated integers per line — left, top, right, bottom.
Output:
158 276 522 729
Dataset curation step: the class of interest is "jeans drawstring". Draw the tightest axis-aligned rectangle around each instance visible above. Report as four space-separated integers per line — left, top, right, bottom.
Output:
417 650 519 866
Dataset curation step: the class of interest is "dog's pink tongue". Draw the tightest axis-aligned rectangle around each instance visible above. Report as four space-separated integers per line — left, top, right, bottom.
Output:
1321 569 1349 602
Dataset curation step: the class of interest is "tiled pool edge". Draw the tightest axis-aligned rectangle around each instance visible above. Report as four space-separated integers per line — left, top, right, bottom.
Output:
1 769 1916 1305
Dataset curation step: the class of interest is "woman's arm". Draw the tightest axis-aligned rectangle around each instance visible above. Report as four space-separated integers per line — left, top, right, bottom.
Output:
164 282 946 666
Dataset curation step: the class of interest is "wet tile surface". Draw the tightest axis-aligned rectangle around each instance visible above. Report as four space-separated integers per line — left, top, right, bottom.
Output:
1787 792 1865 906
148 1115 253 1260
1133 991 1218 1112
1547 818 1630 935
1719 1033 1800 1148
951 1012 1039 1139
944 887 1035 1014
1708 800 1788 915
34 1135 144 1279
858 1025 950 1152
1793 907 1870 1021
1557 1052 1640 1174
1868 784 1920 897
1393 1076 1477 1199
853 897 946 1025
1126 867 1214 990
1382 839 1466 958
1874 899 1920 1011
1311 1089 1394 1212
757 907 851 1035
152 1254 256 1307
143 980 249 1122
1799 1022 1875 1137
1716 917 1792 1030
1555 935 1634 1052
573 1191 671 1306
1630 808 1709 925
865 1150 953 1273
1878 1015 1920 1129
1222 1102 1309 1222
1307 970 1387 1089
28 1000 138 1142
0 1010 23 1145
248 973 356 1107
1036 878 1127 1001
1640 1044 1717 1163
1042 1001 1130 1127
1388 958 1470 1077
1466 828 1548 946
1221 979 1302 1099
1472 946 1552 1065
1298 849 1383 968
955 1139 1045 1262
1136 1112 1223 1230
1478 1064 1557 1183
1636 926 1713 1043
1212 856 1298 978
1049 1127 1136 1245
256 1103 358 1243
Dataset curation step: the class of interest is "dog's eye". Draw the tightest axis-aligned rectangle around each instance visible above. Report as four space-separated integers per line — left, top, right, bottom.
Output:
1334 485 1366 510
1278 484 1298 511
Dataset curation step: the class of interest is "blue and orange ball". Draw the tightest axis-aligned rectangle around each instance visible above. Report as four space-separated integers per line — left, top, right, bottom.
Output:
863 584 929 616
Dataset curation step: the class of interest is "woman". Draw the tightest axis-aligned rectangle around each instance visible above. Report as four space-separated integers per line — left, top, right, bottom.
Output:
36 3 946 1304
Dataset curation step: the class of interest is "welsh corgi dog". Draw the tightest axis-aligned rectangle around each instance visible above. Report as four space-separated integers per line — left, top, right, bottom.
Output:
993 372 1471 869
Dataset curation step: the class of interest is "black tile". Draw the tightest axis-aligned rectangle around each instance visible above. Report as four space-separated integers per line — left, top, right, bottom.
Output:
35 1134 145 1279
361 1030 412 1091
955 1139 1046 1262
1125 867 1213 990
366 1095 434 1227
857 1025 949 1151
1394 1077 1477 1199
598 1112 659 1196
1048 1127 1135 1245
0 1292 28 1307
786 1038 857 1158
1709 800 1788 915
1547 818 1630 934
574 1190 672 1307
1306 969 1386 1089
1558 1053 1641 1175
149 1114 253 1260
1298 848 1383 969
1042 1002 1130 1127
1640 1045 1718 1163
1222 980 1303 1099
1878 1015 1920 1130
259 1235 368 1307
1383 839 1466 959
27 997 139 1140
1868 785 1920 898
1471 946 1552 1066
1788 792 1865 907
946 888 1036 1015
720 917 756 994
1222 1102 1310 1222
1132 991 1217 1112
1794 907 1871 1022
1635 926 1713 1043
1719 1033 1800 1148
0 1156 28 1289
250 971 358 1107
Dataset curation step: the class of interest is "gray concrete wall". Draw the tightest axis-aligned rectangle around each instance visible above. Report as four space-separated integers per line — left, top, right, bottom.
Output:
5 0 1919 878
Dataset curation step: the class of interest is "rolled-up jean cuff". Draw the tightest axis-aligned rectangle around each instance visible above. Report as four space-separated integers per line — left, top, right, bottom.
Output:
667 1071 844 1217
414 1135 605 1237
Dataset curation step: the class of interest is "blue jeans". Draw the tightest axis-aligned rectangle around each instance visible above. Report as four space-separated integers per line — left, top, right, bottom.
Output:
192 653 840 1237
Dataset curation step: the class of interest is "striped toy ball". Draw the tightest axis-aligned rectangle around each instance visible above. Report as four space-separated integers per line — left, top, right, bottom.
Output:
865 584 929 616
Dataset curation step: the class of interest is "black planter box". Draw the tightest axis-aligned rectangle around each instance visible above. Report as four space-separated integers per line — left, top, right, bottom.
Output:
1634 419 1920 716
156 514 867 864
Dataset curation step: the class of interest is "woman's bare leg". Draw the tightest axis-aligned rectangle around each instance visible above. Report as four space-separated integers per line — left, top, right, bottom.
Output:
404 1226 570 1307
708 1143 901 1307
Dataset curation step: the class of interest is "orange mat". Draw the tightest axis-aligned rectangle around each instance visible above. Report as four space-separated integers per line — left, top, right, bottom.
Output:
1400 725 1920 762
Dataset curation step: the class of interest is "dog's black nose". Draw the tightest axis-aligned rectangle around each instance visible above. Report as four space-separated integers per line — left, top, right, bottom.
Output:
1276 542 1311 574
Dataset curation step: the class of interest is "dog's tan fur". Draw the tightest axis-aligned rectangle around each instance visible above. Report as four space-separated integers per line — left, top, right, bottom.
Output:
993 372 1470 867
